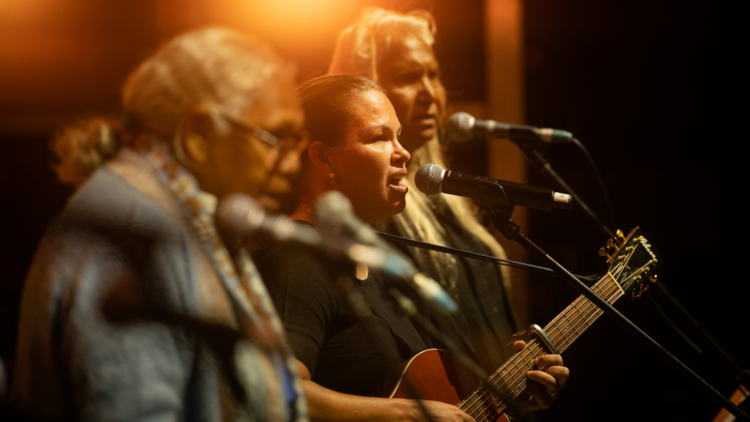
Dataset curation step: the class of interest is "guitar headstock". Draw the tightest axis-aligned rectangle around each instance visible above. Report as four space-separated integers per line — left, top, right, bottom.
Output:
601 228 662 300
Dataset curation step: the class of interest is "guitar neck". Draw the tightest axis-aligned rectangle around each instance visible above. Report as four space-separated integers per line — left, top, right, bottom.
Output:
543 273 624 353
459 273 625 420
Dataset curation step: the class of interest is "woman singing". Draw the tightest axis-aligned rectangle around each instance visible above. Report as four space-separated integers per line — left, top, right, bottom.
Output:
254 74 568 422
330 7 521 373
13 28 309 421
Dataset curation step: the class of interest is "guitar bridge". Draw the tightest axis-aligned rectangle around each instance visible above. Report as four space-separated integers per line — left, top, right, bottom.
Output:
508 324 560 355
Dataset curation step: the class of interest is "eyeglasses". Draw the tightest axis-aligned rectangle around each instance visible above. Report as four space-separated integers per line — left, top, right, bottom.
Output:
222 114 308 151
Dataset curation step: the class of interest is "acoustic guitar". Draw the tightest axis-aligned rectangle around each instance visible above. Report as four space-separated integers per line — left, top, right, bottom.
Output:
384 227 661 422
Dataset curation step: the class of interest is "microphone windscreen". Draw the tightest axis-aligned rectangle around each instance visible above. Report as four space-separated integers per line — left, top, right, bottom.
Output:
215 193 265 238
315 190 386 248
314 190 353 234
445 112 475 143
415 163 445 196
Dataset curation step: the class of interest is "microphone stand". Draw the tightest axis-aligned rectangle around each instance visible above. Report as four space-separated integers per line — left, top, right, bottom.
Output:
377 231 602 282
521 143 749 394
378 231 556 276
482 199 749 421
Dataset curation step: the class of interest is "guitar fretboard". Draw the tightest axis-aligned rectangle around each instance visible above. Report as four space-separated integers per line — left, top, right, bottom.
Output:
458 273 625 421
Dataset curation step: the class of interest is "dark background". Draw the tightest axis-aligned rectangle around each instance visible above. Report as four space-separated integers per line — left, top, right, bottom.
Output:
1 1 746 421
519 1 747 421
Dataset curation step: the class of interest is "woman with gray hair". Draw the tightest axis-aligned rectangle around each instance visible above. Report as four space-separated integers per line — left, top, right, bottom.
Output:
12 28 309 421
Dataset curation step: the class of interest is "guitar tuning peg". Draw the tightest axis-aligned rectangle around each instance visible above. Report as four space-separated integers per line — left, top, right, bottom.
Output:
607 239 620 252
649 274 658 283
616 229 625 241
606 238 620 252
598 247 611 260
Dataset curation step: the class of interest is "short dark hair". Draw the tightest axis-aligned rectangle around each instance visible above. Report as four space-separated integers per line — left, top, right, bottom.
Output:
297 74 385 147
282 74 385 213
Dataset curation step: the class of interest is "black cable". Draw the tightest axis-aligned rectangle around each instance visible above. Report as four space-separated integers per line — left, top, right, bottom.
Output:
646 291 704 355
652 282 745 374
522 146 615 237
378 231 554 274
571 137 619 230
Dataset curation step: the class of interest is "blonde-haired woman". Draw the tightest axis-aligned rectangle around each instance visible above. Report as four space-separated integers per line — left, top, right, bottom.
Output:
330 8 521 373
13 28 309 421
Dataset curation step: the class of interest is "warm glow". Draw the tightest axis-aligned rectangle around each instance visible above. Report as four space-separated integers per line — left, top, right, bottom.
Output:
205 0 368 46
0 0 68 25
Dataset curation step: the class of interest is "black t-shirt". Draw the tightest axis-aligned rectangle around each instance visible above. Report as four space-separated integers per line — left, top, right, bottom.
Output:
253 238 427 397
379 201 518 371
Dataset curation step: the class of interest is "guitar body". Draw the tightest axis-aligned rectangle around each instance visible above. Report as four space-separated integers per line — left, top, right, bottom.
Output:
384 349 510 422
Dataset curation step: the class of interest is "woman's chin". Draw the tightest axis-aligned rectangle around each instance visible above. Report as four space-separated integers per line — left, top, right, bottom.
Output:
366 200 407 224
391 198 407 216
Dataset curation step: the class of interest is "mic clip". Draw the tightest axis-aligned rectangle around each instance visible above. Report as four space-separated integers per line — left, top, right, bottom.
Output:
464 181 521 240
483 202 521 241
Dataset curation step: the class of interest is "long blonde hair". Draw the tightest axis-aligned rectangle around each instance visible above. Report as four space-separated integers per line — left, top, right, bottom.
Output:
329 8 512 295
53 28 290 186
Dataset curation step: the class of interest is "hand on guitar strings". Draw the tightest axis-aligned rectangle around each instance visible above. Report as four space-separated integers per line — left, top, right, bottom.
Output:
512 340 569 411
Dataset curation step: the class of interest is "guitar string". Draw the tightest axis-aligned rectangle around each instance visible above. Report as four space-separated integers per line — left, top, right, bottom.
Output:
542 270 616 349
465 344 544 421
462 271 626 420
521 269 619 359
470 341 554 420
477 280 622 421
464 323 591 417
461 251 638 419
545 268 624 350
473 286 614 419
469 342 548 421
544 271 623 354
457 244 642 419
550 259 629 343
556 249 641 347
459 343 540 418
462 280 622 421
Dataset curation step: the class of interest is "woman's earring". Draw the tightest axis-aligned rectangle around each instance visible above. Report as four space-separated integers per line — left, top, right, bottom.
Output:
173 128 200 172
329 173 335 179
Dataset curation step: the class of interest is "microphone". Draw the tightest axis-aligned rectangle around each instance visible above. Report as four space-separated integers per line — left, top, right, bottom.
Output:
315 190 392 251
217 193 385 267
446 111 573 144
314 191 458 314
415 163 572 211
216 193 457 314
217 193 324 247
